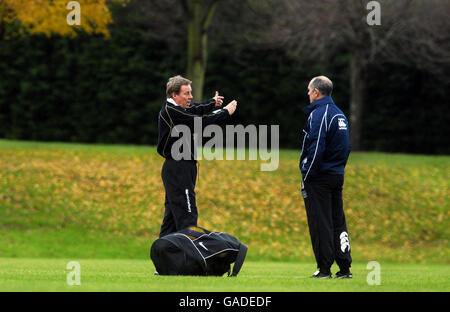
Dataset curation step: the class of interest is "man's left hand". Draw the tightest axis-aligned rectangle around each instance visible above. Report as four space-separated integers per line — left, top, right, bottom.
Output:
213 91 224 107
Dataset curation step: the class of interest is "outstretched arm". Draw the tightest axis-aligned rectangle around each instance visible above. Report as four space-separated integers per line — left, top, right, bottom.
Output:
186 91 225 115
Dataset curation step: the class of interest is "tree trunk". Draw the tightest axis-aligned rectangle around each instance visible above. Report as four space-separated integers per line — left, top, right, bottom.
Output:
186 0 220 102
187 0 205 101
349 54 367 151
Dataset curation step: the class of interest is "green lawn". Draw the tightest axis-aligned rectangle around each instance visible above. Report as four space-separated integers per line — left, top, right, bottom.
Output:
0 258 448 292
0 139 448 292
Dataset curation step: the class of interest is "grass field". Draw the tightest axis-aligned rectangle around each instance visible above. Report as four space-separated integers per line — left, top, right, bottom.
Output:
0 139 448 292
1 258 448 292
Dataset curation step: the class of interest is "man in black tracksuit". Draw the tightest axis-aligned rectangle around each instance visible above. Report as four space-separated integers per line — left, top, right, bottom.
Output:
300 76 353 279
157 75 237 238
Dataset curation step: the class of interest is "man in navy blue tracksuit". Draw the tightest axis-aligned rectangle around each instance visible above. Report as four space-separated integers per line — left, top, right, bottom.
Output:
300 76 353 279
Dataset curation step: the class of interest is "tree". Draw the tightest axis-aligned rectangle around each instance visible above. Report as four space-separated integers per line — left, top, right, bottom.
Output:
258 0 450 150
109 0 223 101
0 0 126 143
185 0 222 101
0 0 120 39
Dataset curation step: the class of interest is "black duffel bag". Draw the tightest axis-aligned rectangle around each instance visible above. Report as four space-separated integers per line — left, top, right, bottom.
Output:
150 226 247 277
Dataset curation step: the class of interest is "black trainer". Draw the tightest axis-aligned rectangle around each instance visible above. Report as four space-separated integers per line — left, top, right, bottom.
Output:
335 271 353 279
311 270 332 279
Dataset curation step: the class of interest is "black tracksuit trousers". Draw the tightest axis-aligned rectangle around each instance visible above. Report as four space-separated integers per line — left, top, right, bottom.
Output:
302 174 352 272
159 159 198 238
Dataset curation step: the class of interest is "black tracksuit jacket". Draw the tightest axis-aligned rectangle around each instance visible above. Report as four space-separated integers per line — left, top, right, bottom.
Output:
157 98 230 159
156 98 230 237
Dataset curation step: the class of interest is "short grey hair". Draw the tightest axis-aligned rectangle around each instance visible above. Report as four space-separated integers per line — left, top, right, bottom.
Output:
310 76 333 96
166 75 192 98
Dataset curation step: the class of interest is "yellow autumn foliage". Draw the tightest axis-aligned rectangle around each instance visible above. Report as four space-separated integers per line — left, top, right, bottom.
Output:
1 0 127 38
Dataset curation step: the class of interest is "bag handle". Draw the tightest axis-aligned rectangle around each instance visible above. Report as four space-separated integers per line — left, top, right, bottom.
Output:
229 243 248 277
179 226 210 239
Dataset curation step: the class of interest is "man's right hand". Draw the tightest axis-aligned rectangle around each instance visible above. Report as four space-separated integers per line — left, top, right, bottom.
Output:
224 100 237 115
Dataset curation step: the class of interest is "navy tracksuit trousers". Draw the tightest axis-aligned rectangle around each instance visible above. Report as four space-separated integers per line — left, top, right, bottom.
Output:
302 174 352 272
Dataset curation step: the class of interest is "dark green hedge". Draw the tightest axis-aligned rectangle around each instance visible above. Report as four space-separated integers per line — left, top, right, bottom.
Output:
0 28 448 153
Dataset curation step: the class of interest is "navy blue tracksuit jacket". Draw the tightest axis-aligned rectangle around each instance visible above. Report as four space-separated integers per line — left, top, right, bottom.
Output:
299 96 351 181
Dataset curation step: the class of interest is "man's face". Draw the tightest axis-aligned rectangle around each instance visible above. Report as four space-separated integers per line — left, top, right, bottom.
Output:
173 84 193 109
307 82 319 104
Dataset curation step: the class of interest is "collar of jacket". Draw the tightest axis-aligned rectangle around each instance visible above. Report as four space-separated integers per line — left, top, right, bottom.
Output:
166 98 179 106
302 96 334 116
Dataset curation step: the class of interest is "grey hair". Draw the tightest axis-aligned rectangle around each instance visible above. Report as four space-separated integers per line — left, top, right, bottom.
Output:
166 75 192 98
310 76 333 96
